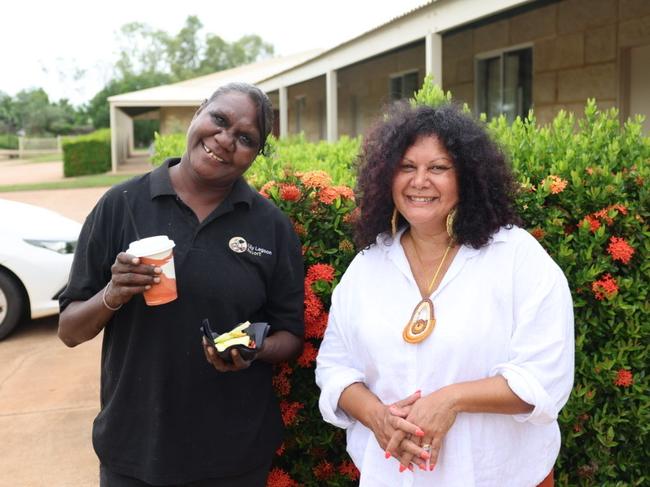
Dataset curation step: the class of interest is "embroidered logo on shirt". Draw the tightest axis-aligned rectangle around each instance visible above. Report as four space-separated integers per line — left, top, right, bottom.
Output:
246 243 273 257
229 236 272 257
229 237 248 253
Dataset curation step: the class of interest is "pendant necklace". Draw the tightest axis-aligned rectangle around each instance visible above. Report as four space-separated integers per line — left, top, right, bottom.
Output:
402 234 453 344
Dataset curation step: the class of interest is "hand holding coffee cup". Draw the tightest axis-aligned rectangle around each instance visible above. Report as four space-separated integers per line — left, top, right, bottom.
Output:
125 236 177 306
103 236 177 309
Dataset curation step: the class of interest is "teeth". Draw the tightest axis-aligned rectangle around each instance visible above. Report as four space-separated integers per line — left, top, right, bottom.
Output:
202 143 224 162
409 196 434 202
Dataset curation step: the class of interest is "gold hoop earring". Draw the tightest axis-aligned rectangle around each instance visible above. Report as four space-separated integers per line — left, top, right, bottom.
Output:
391 207 399 237
446 208 457 241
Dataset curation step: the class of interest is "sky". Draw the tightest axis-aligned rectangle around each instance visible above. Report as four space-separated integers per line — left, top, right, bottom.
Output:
0 0 428 106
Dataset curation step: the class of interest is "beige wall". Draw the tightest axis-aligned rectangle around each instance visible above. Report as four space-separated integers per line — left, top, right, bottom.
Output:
338 44 426 137
160 107 197 135
627 43 650 133
443 0 650 124
286 77 326 142
286 44 426 141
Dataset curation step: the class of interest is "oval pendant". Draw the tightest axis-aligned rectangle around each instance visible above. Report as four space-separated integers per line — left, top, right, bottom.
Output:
402 298 435 344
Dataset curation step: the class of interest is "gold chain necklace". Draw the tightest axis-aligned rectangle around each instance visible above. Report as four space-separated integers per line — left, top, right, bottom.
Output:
402 234 453 344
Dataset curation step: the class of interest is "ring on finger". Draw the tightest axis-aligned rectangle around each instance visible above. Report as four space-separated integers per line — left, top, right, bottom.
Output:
422 443 432 470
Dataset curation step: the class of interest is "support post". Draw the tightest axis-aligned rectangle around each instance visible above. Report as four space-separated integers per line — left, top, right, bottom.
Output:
425 32 443 86
326 70 338 142
279 86 288 139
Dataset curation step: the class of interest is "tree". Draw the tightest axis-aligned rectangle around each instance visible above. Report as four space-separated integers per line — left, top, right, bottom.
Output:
0 91 18 132
86 72 173 129
112 15 274 81
84 15 275 133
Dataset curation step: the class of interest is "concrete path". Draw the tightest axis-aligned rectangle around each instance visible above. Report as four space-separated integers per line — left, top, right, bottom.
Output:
0 160 147 486
0 159 64 185
0 317 102 487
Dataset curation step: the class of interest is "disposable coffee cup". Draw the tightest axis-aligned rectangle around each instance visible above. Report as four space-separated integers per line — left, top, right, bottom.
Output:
126 236 177 306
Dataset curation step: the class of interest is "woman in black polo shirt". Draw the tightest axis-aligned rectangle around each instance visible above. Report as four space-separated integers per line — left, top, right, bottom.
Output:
58 83 304 486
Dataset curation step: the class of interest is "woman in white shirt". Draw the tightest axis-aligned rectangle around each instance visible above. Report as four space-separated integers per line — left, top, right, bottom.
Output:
315 102 574 487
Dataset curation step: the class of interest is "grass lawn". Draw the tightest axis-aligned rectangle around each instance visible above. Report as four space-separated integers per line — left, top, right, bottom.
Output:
0 173 138 192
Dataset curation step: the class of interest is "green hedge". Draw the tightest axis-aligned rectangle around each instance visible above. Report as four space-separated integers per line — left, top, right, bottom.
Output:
62 129 111 177
0 133 19 149
488 101 648 486
152 132 359 188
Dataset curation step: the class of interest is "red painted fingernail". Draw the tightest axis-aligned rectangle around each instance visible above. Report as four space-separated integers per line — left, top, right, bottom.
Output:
414 389 421 395
419 464 426 471
399 465 406 473
420 451 430 459
408 465 414 471
415 428 425 437
385 451 391 459
429 464 436 471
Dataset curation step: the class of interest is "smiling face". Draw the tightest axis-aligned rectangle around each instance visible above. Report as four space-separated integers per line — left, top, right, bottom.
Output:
391 135 459 234
183 91 261 187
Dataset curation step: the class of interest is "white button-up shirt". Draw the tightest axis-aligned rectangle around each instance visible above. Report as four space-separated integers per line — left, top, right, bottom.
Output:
316 226 574 487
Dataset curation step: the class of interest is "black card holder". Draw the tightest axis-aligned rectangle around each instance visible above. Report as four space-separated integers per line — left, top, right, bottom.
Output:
200 319 270 362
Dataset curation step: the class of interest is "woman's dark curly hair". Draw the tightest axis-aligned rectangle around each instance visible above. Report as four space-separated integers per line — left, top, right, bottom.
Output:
355 101 521 249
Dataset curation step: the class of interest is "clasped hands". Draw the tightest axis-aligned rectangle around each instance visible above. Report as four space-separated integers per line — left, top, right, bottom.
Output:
372 388 458 473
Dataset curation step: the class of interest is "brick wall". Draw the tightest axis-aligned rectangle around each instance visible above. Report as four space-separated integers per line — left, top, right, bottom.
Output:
443 0 650 124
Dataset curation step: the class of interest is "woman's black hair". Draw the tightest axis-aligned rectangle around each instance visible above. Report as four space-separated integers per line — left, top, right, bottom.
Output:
355 101 521 249
208 82 274 155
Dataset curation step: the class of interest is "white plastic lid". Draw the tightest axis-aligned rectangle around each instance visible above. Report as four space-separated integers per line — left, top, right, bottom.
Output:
126 235 175 257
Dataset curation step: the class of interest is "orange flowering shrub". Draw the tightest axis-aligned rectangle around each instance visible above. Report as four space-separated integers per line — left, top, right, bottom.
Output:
488 99 648 485
263 170 358 486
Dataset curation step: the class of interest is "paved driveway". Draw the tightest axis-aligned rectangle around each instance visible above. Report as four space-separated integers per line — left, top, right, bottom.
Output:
0 161 127 486
0 317 102 487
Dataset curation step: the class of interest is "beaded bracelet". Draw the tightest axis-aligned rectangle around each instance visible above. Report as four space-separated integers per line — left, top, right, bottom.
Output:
102 283 123 311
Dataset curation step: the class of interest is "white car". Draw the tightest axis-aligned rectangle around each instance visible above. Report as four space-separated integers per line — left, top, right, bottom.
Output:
0 198 81 340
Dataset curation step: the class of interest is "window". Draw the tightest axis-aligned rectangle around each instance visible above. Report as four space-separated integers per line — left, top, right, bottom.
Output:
389 71 419 101
477 47 532 121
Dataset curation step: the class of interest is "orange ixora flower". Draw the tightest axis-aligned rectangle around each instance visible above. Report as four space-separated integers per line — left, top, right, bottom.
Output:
530 227 546 240
272 363 293 396
591 273 619 300
339 461 360 481
259 180 276 198
292 221 306 237
297 341 318 368
547 175 568 194
607 236 635 264
333 185 355 200
307 263 336 283
593 203 627 225
305 311 328 339
614 368 634 387
339 239 355 253
318 186 339 205
313 460 336 481
304 287 324 321
581 214 601 233
266 467 298 487
279 184 302 202
299 170 332 189
343 207 361 224
279 400 304 426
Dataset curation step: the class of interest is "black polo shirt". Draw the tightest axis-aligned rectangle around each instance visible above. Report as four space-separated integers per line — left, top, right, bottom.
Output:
60 158 304 484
